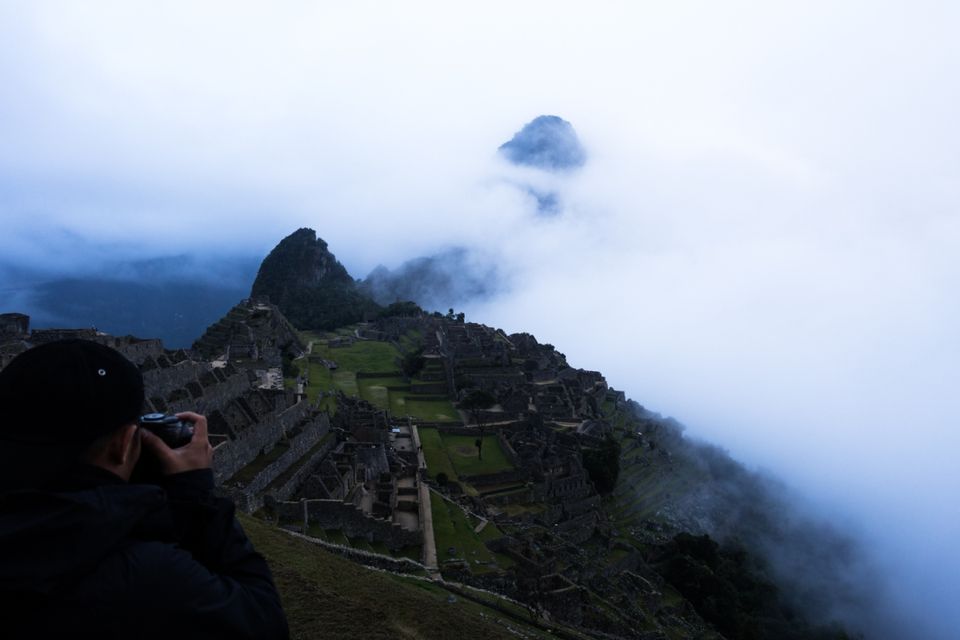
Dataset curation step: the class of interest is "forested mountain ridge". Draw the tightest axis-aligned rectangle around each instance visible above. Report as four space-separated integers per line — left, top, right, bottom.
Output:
250 227 380 330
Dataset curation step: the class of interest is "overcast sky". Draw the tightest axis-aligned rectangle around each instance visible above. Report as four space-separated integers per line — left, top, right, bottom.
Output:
2 2 958 637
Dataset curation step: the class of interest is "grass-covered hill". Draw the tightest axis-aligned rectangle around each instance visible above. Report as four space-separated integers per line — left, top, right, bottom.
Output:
239 513 589 640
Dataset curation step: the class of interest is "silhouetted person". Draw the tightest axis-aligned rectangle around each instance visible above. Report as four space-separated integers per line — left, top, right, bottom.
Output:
0 339 288 639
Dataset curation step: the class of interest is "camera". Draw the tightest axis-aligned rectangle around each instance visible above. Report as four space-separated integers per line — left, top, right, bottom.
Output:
139 413 194 448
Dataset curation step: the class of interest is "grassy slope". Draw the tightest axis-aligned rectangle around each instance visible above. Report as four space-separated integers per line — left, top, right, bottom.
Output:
393 396 460 422
239 513 558 640
418 428 515 482
297 331 458 422
419 427 459 482
442 433 513 476
311 334 401 371
429 492 511 572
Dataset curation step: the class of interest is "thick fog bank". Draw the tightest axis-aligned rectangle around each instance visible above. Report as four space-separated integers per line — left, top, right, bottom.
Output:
2 3 957 637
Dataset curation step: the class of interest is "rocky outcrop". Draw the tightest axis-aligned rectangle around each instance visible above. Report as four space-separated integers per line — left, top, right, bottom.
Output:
498 115 586 171
250 228 379 330
192 298 304 365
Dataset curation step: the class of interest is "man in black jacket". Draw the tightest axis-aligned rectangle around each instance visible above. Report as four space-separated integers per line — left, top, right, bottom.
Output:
0 339 289 639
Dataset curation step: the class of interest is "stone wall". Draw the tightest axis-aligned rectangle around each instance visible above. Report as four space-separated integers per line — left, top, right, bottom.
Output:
440 565 519 599
29 328 99 344
213 400 314 484
540 574 586 625
231 416 331 512
462 409 522 425
268 435 339 503
544 472 590 500
0 342 28 369
113 338 165 364
25 330 163 365
564 493 600 519
406 382 447 395
433 423 526 437
294 499 422 550
143 360 214 400
497 430 522 467
555 510 599 544
281 529 426 574
0 313 29 339
460 469 526 487
486 487 536 506
435 425 482 437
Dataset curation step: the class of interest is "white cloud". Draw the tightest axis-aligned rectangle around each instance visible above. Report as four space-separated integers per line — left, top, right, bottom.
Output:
2 2 959 636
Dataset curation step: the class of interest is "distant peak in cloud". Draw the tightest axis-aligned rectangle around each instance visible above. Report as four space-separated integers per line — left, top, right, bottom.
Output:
498 115 586 171
360 246 501 311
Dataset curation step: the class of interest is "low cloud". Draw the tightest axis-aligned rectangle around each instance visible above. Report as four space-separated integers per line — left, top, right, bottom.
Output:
1 3 958 637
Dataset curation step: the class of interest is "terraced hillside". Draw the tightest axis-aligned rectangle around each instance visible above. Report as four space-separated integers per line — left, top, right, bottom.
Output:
293 327 459 422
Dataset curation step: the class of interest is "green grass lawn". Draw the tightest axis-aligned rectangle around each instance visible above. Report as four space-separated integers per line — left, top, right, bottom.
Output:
476 520 506 543
331 370 359 396
297 332 461 425
392 396 460 422
317 395 337 413
302 357 334 401
419 428 515 485
442 433 513 477
312 339 402 372
300 336 460 421
430 492 509 574
357 376 409 411
362 383 390 408
498 503 546 517
239 514 553 639
419 428 458 481
397 329 423 353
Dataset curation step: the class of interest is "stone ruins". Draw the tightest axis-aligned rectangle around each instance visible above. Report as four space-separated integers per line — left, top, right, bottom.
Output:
0 305 717 638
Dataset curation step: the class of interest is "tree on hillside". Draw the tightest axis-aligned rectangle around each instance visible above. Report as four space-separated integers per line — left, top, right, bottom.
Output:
377 300 423 319
582 434 620 494
400 347 426 379
461 389 497 428
647 533 857 640
460 389 497 460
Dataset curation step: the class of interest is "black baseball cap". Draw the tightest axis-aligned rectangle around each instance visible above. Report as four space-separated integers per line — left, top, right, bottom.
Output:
0 339 144 489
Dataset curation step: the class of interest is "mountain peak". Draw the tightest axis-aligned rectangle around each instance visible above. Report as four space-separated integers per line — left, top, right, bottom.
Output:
254 227 349 288
250 228 378 329
498 115 586 171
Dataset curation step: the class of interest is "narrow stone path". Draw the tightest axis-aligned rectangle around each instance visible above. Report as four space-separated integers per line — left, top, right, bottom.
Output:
412 424 441 579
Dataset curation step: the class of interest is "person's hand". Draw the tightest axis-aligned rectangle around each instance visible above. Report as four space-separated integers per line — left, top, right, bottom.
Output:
140 411 213 475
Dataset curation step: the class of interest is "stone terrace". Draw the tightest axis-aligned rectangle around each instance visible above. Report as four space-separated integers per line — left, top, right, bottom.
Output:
193 298 304 367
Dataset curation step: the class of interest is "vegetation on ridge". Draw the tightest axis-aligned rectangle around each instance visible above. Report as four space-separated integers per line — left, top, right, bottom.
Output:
239 513 564 640
251 228 380 330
